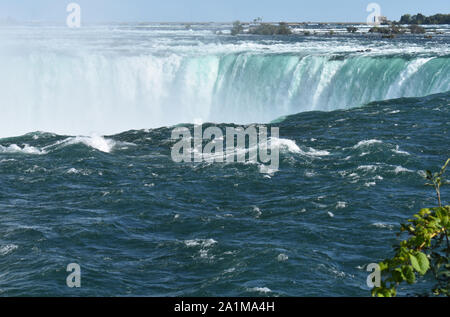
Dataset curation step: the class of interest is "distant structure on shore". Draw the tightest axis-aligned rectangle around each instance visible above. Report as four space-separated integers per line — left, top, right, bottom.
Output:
379 16 389 24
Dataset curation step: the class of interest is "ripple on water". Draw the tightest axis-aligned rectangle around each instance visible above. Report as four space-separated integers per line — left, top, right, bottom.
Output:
0 244 18 256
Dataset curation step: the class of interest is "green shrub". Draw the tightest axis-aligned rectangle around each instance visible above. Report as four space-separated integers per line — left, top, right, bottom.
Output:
231 21 244 35
248 22 292 35
372 159 450 297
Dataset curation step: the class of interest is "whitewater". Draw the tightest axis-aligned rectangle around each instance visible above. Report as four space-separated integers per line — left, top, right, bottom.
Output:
0 24 449 137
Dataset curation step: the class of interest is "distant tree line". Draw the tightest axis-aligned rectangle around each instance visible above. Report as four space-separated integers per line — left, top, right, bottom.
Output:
231 20 292 36
248 22 292 35
399 13 450 25
231 21 244 35
369 24 427 35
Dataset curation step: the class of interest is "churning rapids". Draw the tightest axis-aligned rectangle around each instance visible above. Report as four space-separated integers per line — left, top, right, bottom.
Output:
0 23 449 296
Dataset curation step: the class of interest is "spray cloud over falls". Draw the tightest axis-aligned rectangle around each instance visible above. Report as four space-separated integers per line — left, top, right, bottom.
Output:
0 25 449 137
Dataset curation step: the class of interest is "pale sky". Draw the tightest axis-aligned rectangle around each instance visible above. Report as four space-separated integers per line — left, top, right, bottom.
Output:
0 0 449 23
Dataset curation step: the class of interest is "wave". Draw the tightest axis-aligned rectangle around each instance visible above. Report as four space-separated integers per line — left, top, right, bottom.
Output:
353 139 383 149
0 90 447 161
0 144 45 155
0 134 135 155
0 244 18 256
270 138 330 157
55 135 127 153
0 49 449 137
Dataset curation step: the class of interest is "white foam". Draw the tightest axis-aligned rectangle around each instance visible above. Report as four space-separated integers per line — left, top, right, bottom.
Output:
248 287 272 294
357 165 378 172
67 168 79 174
24 165 46 173
305 147 330 156
330 269 348 278
372 223 394 230
48 135 134 153
252 206 262 218
353 139 383 149
64 135 117 153
199 250 211 259
393 145 410 156
184 239 217 248
394 166 413 174
0 244 18 256
305 171 316 178
270 138 301 153
0 158 16 163
0 144 45 155
258 164 278 175
336 202 347 209
66 168 91 176
271 138 330 157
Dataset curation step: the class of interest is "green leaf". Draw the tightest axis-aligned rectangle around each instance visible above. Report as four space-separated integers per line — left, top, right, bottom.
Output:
392 268 405 282
440 159 450 175
379 262 388 271
410 252 430 275
410 255 420 272
403 265 415 284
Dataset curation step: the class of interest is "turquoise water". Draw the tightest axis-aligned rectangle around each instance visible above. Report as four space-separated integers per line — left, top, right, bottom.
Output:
0 23 449 296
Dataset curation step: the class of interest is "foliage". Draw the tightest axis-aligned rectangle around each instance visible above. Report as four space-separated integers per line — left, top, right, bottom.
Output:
372 159 450 297
231 21 244 35
230 20 292 36
369 24 426 36
252 17 262 24
399 13 450 25
399 14 413 24
248 22 292 35
425 159 450 208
